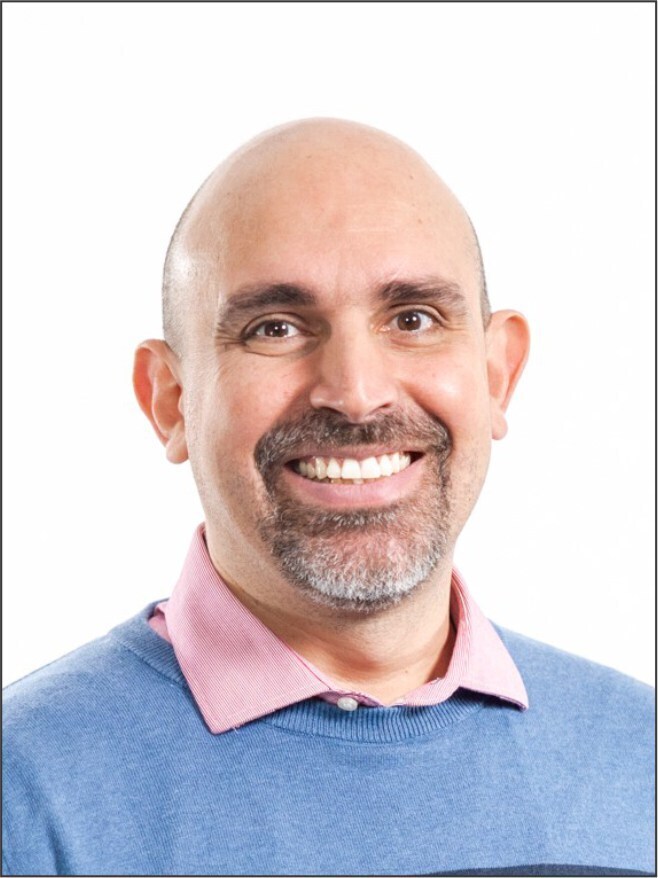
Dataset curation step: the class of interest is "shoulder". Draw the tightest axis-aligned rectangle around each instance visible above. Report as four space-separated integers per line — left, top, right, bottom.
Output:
497 625 653 701
495 625 654 745
2 608 186 876
3 606 183 753
489 628 654 873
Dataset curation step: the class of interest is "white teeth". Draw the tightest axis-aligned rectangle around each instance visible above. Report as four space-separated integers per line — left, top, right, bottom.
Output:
341 458 361 480
378 454 393 477
360 457 381 479
295 452 415 482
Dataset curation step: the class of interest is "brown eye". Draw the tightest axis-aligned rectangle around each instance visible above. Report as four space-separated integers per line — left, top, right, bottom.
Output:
253 320 300 338
394 310 434 332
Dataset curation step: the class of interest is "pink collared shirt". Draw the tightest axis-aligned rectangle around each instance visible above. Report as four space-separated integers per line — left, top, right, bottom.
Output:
150 525 528 733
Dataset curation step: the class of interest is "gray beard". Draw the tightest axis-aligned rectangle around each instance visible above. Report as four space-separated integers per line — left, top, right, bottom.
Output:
255 411 452 613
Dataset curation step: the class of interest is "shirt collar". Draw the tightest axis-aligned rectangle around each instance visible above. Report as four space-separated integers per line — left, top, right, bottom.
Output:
153 524 528 734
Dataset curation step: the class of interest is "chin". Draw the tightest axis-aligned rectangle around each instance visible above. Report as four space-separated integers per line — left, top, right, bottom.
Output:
263 522 447 614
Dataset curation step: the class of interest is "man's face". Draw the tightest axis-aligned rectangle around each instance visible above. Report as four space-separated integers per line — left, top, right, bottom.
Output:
179 157 496 610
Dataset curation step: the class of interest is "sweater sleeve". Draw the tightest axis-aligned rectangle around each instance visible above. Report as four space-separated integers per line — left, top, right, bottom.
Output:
3 724 63 876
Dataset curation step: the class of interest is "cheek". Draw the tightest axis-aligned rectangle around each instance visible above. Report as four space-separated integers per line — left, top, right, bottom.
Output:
199 362 302 472
408 355 492 438
409 357 493 521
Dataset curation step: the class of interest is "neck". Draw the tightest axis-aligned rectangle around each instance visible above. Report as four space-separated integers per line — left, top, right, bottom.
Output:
208 539 456 705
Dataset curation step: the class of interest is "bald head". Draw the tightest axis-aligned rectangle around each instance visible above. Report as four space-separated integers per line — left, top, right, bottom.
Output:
162 119 489 356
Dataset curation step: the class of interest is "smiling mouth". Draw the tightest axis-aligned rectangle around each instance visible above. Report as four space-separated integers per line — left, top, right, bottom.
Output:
288 451 422 485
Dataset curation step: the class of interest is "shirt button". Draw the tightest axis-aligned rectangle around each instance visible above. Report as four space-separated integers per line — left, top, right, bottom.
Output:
336 696 359 712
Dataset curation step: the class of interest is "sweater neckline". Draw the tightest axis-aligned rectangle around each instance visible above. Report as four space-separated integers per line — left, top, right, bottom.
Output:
260 691 488 742
110 605 503 743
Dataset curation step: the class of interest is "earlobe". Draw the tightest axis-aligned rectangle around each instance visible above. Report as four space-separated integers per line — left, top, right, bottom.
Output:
485 310 530 440
133 340 189 464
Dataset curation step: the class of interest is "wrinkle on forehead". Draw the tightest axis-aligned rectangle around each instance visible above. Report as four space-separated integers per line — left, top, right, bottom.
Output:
163 119 483 354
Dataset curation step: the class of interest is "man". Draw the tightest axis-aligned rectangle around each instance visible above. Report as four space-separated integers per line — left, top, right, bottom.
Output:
3 119 653 877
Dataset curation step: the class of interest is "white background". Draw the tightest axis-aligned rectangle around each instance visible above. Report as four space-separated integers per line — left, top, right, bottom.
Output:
3 2 655 687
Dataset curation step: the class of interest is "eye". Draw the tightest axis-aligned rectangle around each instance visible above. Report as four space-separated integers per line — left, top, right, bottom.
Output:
391 310 437 332
239 316 313 356
249 319 302 339
253 320 297 339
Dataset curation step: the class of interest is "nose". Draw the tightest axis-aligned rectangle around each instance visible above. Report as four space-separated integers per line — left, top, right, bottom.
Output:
308 324 398 422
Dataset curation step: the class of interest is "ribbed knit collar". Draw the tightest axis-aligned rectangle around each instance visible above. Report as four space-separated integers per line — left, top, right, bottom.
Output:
145 525 528 734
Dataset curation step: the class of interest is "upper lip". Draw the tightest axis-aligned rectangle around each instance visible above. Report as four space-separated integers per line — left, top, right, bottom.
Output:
283 446 426 464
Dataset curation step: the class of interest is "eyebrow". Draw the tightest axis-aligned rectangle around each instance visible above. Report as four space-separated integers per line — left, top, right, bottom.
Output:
215 276 469 330
215 283 316 329
377 278 469 315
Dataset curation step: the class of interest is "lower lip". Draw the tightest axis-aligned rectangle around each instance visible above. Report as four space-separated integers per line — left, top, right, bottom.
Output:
280 457 426 508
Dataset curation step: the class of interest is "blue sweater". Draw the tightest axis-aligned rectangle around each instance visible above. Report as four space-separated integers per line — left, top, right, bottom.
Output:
2 604 654 876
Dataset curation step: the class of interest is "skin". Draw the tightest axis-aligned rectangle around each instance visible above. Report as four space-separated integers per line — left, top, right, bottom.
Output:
133 119 530 705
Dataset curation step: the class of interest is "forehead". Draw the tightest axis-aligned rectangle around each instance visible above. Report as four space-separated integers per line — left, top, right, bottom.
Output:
184 146 482 318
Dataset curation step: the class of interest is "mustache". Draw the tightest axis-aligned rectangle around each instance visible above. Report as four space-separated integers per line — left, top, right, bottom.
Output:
254 408 452 483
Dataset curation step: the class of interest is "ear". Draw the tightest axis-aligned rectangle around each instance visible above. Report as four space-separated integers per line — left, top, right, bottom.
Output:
133 340 189 464
485 310 530 440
